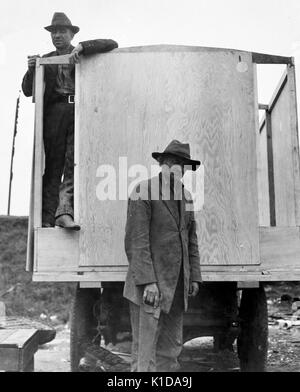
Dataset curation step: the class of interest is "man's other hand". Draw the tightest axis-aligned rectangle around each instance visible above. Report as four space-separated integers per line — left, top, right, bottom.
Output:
27 55 40 71
69 44 83 64
189 282 200 297
143 283 161 308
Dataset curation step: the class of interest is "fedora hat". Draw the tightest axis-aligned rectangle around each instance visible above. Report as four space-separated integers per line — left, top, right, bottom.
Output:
152 140 201 171
44 12 80 34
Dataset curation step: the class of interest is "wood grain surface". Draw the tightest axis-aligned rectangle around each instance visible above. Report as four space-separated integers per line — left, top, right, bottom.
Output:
257 121 270 225
75 47 259 267
271 80 296 226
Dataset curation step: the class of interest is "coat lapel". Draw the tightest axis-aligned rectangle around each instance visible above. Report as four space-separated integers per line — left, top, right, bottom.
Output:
159 174 180 227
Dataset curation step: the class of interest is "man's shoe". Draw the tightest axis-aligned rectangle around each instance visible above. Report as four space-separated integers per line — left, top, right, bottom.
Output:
42 222 54 228
55 214 81 231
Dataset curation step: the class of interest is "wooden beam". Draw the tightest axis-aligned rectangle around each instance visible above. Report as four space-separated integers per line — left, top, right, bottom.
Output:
259 104 268 111
266 111 276 226
252 52 293 65
287 64 300 225
237 281 260 288
33 60 44 229
26 141 35 272
39 54 71 65
259 114 266 133
268 69 288 113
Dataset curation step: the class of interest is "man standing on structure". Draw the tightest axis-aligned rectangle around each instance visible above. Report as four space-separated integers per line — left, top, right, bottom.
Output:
22 12 118 229
124 139 202 372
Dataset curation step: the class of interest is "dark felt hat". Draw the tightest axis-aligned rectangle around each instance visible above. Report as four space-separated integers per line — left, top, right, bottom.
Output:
44 12 80 34
152 140 201 171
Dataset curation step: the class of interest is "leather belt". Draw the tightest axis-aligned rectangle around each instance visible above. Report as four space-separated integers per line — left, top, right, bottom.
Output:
55 94 75 104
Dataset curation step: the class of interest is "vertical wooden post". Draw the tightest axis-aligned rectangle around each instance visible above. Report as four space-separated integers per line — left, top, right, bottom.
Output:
287 61 300 225
74 63 80 225
33 59 44 228
266 110 276 226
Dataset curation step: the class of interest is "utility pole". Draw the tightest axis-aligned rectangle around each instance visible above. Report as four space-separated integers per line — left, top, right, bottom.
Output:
7 91 21 216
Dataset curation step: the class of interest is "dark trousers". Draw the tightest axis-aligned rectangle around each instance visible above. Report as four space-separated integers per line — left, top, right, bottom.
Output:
42 102 74 225
129 268 184 372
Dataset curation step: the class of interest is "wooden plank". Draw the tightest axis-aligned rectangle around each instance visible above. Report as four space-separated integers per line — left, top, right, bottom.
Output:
252 52 293 65
76 48 259 267
116 45 251 55
79 282 102 288
32 269 300 282
266 111 276 226
0 330 15 344
268 70 288 112
33 60 44 229
237 281 260 288
26 138 35 272
74 64 80 224
35 228 79 271
258 104 268 110
287 64 300 225
271 78 296 226
0 348 19 371
257 120 270 225
2 329 38 348
19 332 39 371
39 54 71 65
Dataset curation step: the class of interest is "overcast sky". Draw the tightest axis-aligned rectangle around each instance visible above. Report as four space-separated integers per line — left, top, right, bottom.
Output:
1 0 300 215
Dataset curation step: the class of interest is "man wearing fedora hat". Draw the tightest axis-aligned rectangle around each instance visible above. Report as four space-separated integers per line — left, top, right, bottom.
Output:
22 12 118 229
124 140 202 372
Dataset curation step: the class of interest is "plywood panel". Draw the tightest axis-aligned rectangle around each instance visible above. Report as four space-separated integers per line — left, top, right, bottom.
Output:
271 81 296 226
76 46 259 266
258 122 270 225
260 226 300 269
35 228 79 271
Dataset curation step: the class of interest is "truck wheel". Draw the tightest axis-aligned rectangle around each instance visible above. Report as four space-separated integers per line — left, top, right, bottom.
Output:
70 285 100 372
237 285 268 372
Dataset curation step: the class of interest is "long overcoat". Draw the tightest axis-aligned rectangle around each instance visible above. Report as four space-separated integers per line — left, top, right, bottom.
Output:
124 174 202 314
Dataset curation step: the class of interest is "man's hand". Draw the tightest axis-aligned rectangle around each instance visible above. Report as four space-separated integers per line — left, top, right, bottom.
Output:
143 283 161 308
69 44 83 64
189 282 200 297
27 55 40 71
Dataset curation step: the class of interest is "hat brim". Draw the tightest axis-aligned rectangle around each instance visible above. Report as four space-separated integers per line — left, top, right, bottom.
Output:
152 152 201 171
44 25 80 34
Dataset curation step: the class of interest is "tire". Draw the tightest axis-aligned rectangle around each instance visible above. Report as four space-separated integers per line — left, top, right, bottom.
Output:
70 285 100 372
237 285 268 372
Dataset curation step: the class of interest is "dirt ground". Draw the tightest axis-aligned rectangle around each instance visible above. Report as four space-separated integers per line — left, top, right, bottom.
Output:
33 282 300 372
34 324 300 372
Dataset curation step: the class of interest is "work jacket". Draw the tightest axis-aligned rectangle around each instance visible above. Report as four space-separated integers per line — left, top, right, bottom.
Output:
21 39 118 108
124 174 202 313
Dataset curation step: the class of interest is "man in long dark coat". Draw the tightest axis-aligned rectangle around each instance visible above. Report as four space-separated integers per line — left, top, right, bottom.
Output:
22 12 118 229
124 139 202 372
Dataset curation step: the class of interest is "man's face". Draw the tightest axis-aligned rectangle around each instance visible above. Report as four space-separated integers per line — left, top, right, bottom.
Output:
51 27 74 50
161 155 186 182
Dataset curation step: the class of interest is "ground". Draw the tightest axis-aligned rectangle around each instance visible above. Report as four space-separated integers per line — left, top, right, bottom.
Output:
1 216 300 372
33 321 300 372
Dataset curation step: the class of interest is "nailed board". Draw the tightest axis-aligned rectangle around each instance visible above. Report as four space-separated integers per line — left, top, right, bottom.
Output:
0 329 39 372
271 80 297 226
75 46 259 267
258 121 270 226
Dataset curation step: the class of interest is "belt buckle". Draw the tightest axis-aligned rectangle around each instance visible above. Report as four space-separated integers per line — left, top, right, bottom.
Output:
68 95 75 104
